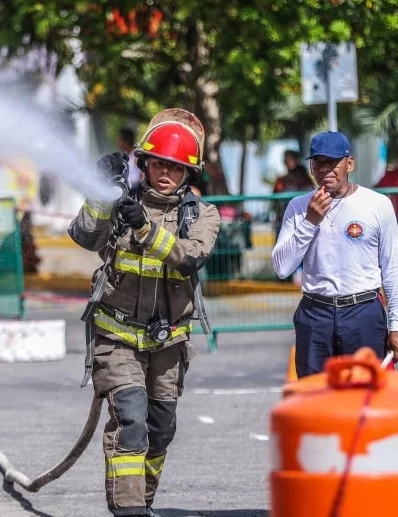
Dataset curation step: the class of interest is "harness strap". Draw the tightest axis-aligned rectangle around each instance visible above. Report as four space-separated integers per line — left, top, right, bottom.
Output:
81 317 96 387
81 253 114 324
191 272 211 334
179 192 212 335
80 250 117 387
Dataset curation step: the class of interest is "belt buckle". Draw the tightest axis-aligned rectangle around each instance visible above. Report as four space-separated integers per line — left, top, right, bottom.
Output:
335 294 356 308
114 309 125 323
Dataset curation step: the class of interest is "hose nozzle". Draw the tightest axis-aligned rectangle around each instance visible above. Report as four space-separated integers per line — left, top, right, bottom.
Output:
109 158 131 204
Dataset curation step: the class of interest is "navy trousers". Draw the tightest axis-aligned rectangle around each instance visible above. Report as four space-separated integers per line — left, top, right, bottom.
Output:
294 295 388 378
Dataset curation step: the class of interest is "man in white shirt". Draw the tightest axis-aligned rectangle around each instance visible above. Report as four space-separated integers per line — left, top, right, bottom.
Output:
272 131 398 377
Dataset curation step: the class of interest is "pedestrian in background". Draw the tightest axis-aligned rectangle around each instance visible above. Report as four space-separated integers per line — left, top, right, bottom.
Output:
272 131 398 377
117 127 144 185
273 150 313 284
273 150 313 242
374 152 398 219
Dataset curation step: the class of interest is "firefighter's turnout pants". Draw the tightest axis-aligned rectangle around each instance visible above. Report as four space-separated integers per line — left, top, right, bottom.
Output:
92 334 195 516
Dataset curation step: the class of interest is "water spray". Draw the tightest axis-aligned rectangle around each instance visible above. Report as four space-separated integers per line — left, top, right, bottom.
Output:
0 83 125 204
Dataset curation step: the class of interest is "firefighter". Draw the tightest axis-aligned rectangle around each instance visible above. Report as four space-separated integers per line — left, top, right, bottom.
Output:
69 109 220 517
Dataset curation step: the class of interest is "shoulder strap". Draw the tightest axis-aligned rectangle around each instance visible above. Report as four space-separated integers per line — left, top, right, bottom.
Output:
178 189 200 237
177 189 211 335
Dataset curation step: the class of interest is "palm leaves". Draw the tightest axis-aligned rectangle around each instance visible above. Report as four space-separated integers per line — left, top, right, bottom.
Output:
356 73 398 156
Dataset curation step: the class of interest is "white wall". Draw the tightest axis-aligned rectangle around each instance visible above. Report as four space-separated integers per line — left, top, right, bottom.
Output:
220 139 303 195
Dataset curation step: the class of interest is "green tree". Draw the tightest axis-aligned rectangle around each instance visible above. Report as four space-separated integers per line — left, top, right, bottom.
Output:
0 1 312 193
3 0 398 188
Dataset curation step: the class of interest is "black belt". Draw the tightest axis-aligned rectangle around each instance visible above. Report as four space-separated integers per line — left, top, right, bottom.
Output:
99 303 147 328
303 289 379 308
98 303 191 330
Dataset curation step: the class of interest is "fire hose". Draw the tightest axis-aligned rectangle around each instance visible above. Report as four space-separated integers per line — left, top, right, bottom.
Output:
0 395 103 492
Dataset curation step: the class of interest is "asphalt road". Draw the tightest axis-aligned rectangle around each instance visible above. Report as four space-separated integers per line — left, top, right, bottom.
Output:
0 294 295 517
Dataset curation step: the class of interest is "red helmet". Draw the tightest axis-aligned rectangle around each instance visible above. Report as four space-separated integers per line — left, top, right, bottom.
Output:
135 109 204 176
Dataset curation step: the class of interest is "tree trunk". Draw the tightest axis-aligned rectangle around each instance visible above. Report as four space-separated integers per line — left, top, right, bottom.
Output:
192 21 229 195
239 140 247 195
89 110 114 157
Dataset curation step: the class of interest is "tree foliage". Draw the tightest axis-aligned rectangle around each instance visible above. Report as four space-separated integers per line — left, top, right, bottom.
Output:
2 0 398 186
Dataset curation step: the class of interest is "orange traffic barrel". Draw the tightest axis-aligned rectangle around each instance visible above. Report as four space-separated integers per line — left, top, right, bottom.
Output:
286 345 298 382
283 347 396 397
270 348 398 517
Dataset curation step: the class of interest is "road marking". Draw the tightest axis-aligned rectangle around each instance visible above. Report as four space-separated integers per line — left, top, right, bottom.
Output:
193 387 282 395
198 416 215 424
250 433 270 441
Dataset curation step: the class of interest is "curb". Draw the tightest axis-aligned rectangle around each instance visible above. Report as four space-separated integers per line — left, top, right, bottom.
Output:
0 319 66 362
25 273 91 293
203 280 301 297
25 273 300 296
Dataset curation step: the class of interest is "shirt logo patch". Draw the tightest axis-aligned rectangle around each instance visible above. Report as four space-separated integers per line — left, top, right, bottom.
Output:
345 221 364 240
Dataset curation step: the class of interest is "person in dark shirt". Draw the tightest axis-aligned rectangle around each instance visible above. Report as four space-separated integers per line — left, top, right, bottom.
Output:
374 155 398 219
273 150 313 241
272 150 313 283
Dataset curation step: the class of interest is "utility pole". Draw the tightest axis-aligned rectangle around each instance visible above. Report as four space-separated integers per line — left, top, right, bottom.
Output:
315 44 339 132
323 44 338 132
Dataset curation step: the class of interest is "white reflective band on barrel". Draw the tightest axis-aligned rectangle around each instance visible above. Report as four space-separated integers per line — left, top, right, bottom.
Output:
298 432 398 474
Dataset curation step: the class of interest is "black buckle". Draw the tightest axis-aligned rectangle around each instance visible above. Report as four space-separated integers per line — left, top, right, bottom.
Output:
334 291 377 307
334 295 355 307
114 309 125 323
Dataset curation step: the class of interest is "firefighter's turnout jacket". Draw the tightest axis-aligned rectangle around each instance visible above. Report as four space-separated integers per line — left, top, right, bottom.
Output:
68 182 220 351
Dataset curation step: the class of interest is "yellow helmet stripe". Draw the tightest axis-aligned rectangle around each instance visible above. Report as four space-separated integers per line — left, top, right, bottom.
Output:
143 142 155 151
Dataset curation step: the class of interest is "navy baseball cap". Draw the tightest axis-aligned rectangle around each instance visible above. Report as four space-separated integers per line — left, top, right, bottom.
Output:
306 131 351 160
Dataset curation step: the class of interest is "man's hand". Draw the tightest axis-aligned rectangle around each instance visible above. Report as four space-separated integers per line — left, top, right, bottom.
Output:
305 186 332 226
97 152 129 182
119 199 148 230
388 331 398 361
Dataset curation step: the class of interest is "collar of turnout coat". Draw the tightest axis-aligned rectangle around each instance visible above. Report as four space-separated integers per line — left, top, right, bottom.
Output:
140 180 188 207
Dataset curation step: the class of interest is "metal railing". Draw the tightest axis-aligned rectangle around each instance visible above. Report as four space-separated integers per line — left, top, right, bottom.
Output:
0 198 25 319
196 188 398 350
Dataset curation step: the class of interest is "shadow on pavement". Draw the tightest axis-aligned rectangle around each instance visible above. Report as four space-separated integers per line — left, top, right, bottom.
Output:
2 479 54 517
159 510 268 517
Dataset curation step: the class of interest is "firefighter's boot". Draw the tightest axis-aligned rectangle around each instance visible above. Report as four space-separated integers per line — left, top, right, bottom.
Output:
146 506 161 517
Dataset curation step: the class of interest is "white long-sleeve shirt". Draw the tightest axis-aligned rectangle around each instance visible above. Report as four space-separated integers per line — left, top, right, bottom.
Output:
271 185 398 330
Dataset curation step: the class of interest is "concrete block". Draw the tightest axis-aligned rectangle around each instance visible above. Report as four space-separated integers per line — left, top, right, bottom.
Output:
0 320 66 362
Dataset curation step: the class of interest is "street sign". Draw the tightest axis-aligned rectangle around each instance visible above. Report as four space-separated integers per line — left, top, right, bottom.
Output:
300 42 358 106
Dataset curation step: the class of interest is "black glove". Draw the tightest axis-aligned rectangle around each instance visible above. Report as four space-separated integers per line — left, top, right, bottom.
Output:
96 152 129 182
119 199 148 230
